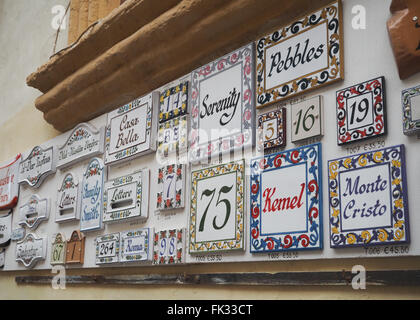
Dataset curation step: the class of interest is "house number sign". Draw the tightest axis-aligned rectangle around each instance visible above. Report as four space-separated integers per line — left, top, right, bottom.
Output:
18 194 50 229
18 145 56 188
255 0 343 108
336 76 387 145
16 233 47 268
153 228 185 265
328 144 410 248
159 81 189 123
57 122 104 169
0 154 21 210
120 228 152 263
0 211 12 248
95 233 120 264
250 143 323 252
50 233 66 265
103 169 149 223
291 95 324 143
80 158 105 232
189 159 245 253
401 84 420 136
157 115 188 158
156 164 185 210
65 230 85 264
257 107 286 150
105 92 158 164
190 43 255 162
56 172 80 223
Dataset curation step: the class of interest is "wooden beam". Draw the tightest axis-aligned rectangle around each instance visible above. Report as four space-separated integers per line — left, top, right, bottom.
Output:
15 270 420 286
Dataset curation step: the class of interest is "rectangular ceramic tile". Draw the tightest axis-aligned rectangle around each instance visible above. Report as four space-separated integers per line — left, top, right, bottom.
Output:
80 158 105 232
250 143 323 252
18 145 56 188
257 108 286 150
159 81 189 123
120 228 152 263
95 233 120 265
255 0 343 107
156 164 185 211
57 123 105 169
18 194 50 230
105 92 158 165
65 230 85 264
189 159 245 253
16 233 47 268
336 76 387 145
0 154 21 210
328 145 410 248
50 233 66 265
402 85 420 135
0 211 12 248
55 172 80 223
291 95 324 143
190 43 255 162
103 169 149 223
153 228 185 265
157 115 188 158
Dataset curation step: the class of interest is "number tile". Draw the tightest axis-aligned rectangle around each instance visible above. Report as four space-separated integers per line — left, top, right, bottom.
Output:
95 233 120 265
257 108 286 150
291 95 323 143
156 164 185 211
153 228 185 265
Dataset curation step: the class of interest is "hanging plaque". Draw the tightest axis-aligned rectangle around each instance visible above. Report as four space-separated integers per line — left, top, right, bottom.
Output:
250 143 323 252
255 0 343 108
18 194 50 229
120 228 152 263
80 158 105 232
0 211 12 248
0 154 21 210
50 233 66 265
65 230 85 264
56 172 80 223
95 233 120 264
105 92 158 164
328 144 410 248
103 169 149 223
16 233 47 268
57 122 104 169
189 159 245 253
18 145 56 188
190 43 255 162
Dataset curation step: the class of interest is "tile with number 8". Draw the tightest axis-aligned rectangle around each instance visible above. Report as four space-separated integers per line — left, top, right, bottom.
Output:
153 228 185 265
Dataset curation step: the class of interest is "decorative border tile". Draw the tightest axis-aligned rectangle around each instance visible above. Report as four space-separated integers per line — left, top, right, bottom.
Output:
250 143 323 252
255 0 343 107
159 81 189 123
190 43 255 162
257 108 286 150
189 159 245 253
157 115 188 158
402 85 420 135
156 164 185 210
153 228 185 265
336 76 387 145
95 233 120 264
120 228 152 263
328 144 410 248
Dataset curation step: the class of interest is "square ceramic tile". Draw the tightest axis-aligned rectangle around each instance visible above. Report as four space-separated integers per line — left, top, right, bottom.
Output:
250 143 323 252
159 81 189 123
257 108 286 150
402 85 420 135
291 95 323 143
328 144 410 248
153 228 185 265
255 1 343 107
189 159 245 253
190 43 255 162
336 76 386 145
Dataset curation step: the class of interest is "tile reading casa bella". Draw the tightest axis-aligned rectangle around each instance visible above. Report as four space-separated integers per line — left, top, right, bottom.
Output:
57 122 104 169
105 92 158 164
328 145 410 248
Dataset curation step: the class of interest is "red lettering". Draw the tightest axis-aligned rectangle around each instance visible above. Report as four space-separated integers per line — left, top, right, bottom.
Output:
262 183 305 213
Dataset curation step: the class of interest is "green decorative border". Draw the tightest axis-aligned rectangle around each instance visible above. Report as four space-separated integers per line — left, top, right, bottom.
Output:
189 159 245 253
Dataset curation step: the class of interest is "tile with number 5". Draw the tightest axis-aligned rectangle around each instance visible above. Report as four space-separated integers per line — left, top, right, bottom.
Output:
336 76 387 145
189 159 245 253
291 96 323 143
257 108 286 150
